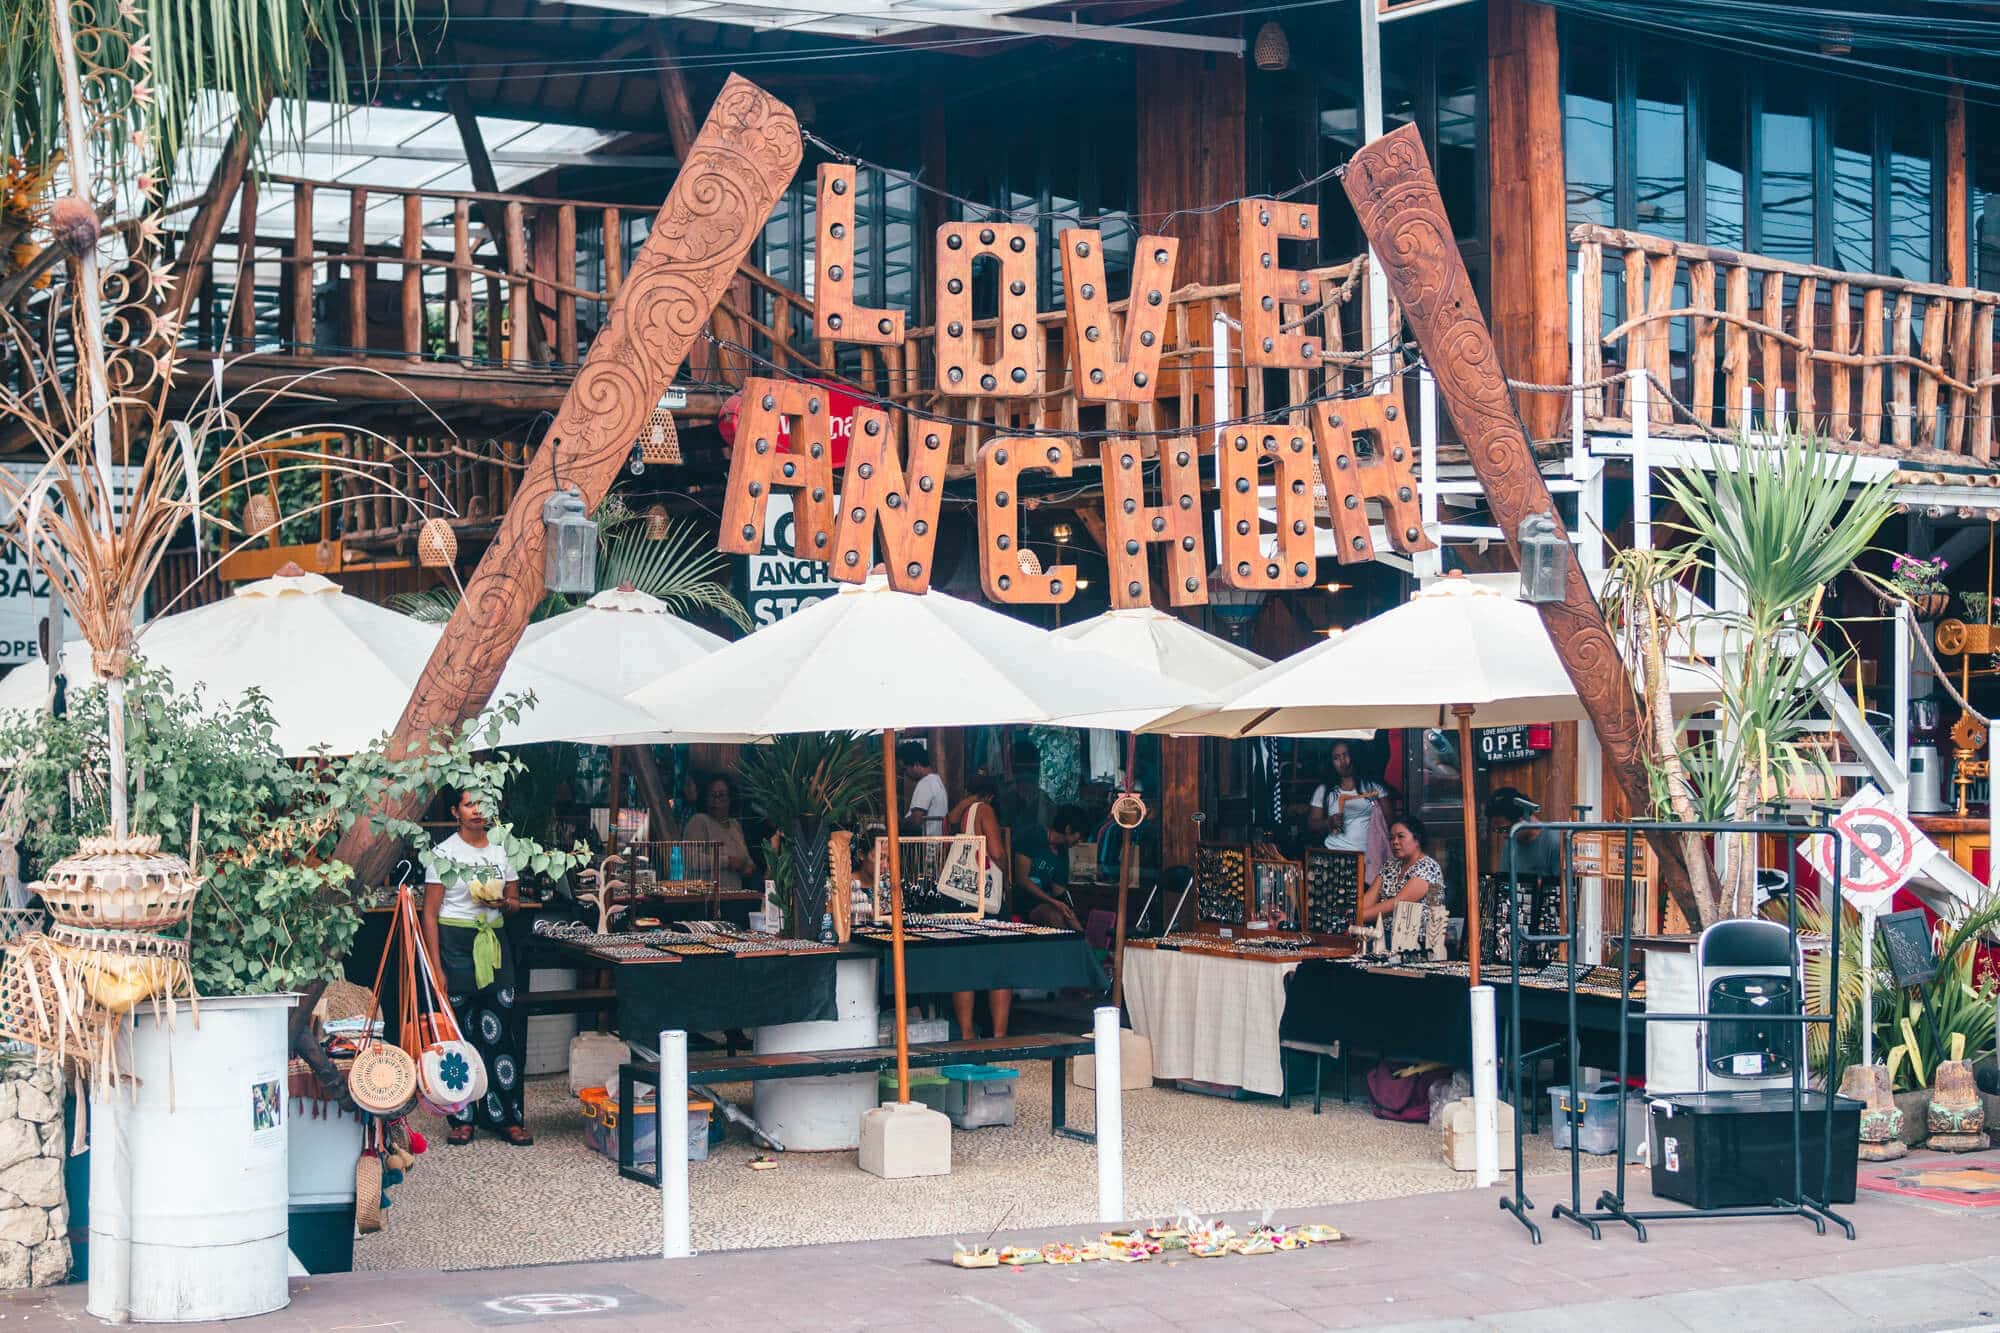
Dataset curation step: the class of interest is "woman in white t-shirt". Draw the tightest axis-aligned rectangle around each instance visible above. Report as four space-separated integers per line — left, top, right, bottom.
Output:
422 788 532 1147
1309 740 1389 856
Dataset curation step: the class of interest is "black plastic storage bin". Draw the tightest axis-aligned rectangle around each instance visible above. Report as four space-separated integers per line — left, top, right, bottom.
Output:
1648 1091 1862 1209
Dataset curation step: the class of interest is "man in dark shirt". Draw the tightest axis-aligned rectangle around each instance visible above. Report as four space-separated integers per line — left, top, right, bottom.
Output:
1011 804 1086 930
1488 787 1561 879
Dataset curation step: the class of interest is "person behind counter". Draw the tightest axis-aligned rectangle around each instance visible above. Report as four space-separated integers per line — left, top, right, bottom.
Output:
899 741 949 837
684 774 757 893
1012 804 1088 932
1355 814 1444 925
1487 786 1561 879
423 787 532 1146
1308 740 1391 855
947 773 1013 1039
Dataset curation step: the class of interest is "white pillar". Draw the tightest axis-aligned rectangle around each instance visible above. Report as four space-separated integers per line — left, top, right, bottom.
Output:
1630 370 1651 552
1859 909 1875 1067
1892 603 1911 813
1093 1006 1124 1223
1417 366 1442 582
1359 0 1391 387
1989 721 1999 897
1470 986 1500 1188
660 1028 690 1259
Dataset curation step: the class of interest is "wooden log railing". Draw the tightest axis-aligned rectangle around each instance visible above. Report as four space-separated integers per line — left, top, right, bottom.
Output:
1574 223 2000 461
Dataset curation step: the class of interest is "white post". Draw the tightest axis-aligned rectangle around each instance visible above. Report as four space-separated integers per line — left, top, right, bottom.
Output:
1989 721 1999 897
1892 603 1911 813
1569 268 1587 477
1630 370 1651 552
1359 0 1391 387
1093 1005 1124 1223
1469 986 1500 1188
1210 311 1231 453
1859 909 1875 1068
660 1029 691 1260
1417 365 1442 582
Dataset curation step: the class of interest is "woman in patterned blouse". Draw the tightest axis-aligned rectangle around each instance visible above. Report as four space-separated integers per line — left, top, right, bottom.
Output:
1355 815 1444 926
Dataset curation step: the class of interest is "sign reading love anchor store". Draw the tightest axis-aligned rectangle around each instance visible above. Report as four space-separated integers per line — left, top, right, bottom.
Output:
717 194 1433 608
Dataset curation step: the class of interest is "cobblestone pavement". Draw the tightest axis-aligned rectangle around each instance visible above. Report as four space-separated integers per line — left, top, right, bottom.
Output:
13 1154 2000 1330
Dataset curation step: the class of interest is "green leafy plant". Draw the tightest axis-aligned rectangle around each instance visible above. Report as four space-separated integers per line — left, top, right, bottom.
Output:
1886 554 1949 600
1875 897 2000 1091
0 668 587 996
737 732 880 939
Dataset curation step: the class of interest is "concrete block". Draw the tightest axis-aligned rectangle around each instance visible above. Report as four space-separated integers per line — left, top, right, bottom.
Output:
1072 1029 1153 1091
857 1101 951 1179
1441 1096 1516 1172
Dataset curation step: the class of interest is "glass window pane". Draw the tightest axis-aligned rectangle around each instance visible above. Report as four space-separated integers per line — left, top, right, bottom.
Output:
1634 67 1687 239
1564 35 1615 229
1888 105 1934 281
1435 25 1481 242
1704 68 1746 248
1758 87 1814 262
882 178 916 313
1975 127 2000 289
1830 98 1874 273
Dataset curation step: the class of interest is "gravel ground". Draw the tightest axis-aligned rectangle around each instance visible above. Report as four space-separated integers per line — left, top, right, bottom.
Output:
354 1063 1570 1271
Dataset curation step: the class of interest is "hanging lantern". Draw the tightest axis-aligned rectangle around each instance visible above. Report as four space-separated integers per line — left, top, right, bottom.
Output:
1254 21 1290 72
1518 511 1569 604
418 516 458 569
244 492 279 537
637 399 682 465
543 484 598 594
1017 549 1044 577
645 503 671 541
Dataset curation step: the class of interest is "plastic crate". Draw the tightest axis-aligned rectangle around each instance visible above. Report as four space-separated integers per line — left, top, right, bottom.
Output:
1548 1082 1644 1158
939 1064 1019 1130
578 1086 714 1165
879 1068 950 1114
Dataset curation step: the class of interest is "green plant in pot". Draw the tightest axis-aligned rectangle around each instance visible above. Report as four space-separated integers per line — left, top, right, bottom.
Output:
1873 898 2000 1093
738 732 879 940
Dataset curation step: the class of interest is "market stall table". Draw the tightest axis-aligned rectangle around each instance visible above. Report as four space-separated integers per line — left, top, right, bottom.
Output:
527 936 858 1037
851 926 1105 999
1120 939 1320 1097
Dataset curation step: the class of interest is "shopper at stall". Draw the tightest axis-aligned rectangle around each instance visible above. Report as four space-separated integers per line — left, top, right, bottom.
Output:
899 741 949 836
1355 814 1444 925
947 773 1013 1039
423 787 532 1146
1308 740 1391 860
1488 786 1561 879
1012 804 1088 931
685 774 756 893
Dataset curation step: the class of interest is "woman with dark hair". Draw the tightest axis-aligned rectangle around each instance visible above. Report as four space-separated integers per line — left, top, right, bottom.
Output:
422 786 532 1145
1355 814 1444 926
684 773 755 893
946 771 1011 1038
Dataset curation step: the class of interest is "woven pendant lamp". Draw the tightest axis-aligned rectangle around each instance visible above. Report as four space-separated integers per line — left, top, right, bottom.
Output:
417 516 458 569
1017 549 1044 577
644 503 671 541
1254 21 1290 72
244 492 279 537
638 401 681 465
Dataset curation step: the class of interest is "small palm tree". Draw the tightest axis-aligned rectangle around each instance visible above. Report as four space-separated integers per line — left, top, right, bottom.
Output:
389 500 751 632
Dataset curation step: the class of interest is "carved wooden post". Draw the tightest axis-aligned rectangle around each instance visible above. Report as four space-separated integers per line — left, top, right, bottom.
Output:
1342 125 1699 920
335 76 802 883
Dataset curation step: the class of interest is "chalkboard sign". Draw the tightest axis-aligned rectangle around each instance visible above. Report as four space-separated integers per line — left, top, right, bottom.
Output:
1876 908 1938 988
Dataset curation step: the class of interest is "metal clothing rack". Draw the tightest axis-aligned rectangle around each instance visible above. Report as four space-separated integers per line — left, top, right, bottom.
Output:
1501 817 1855 1245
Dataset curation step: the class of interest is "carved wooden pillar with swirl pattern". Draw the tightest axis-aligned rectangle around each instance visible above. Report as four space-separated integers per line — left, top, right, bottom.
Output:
1341 123 1698 920
336 75 802 884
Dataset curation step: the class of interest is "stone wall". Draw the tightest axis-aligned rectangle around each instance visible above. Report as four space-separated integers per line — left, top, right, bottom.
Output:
0 1062 67 1287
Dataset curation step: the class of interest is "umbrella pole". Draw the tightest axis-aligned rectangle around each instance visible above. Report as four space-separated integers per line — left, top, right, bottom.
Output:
1454 705 1481 988
882 729 910 1103
1110 731 1139 1010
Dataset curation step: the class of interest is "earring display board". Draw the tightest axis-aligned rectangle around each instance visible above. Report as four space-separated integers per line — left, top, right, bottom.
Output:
1303 849 1364 935
1195 844 1249 924
1250 856 1303 929
1482 874 1564 967
872 835 993 920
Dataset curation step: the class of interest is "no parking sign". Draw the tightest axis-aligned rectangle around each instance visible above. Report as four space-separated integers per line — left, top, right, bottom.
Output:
1805 786 1937 911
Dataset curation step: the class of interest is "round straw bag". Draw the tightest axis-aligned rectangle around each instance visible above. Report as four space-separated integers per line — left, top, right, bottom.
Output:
355 1153 383 1234
349 1044 418 1118
418 1040 483 1118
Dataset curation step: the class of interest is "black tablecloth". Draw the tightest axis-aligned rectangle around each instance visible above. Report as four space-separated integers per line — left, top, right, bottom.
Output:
530 940 843 1036
863 935 1106 996
1278 961 1640 1071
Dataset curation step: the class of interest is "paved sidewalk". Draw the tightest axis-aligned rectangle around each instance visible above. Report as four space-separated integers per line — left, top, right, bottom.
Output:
11 1159 2000 1330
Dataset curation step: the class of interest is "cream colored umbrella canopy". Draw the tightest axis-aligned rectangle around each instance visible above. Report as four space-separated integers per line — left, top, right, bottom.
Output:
0 569 666 755
1050 607 1273 731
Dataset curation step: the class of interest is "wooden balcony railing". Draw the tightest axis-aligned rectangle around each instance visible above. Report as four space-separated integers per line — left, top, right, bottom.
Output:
1574 224 2000 461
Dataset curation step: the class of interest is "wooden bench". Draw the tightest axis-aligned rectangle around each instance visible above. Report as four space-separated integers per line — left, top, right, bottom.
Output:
616 1033 1095 1186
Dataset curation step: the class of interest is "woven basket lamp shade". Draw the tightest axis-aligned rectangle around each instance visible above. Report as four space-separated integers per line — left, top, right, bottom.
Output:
1017 549 1044 576
244 491 279 537
639 401 682 465
645 503 671 541
417 516 458 569
1254 20 1290 71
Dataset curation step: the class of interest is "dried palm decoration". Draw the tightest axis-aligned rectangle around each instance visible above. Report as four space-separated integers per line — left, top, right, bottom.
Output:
638 400 682 464
417 516 458 568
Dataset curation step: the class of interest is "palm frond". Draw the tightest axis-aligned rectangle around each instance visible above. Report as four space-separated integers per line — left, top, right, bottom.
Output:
598 517 752 632
385 586 461 625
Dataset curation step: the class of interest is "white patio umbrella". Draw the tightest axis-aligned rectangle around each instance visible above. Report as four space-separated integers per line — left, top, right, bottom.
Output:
1147 572 1723 985
0 568 666 755
629 574 1200 1102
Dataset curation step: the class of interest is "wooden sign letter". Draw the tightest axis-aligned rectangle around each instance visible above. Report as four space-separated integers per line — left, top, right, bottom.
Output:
831 409 946 592
1313 389 1435 564
977 436 1076 602
814 165 905 345
1215 422 1316 590
936 222 1037 397
1101 437 1206 607
1060 229 1177 403
718 377 837 560
1239 199 1322 369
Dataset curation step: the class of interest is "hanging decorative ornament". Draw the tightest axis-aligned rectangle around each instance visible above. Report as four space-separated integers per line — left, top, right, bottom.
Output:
645 503 671 541
1253 21 1291 72
1017 549 1044 577
244 492 279 538
37 834 202 931
638 399 682 465
543 485 599 594
417 517 458 569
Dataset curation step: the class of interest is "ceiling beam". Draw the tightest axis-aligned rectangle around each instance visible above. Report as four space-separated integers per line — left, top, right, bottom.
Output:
189 136 679 171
